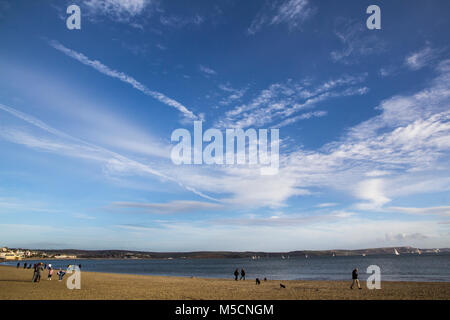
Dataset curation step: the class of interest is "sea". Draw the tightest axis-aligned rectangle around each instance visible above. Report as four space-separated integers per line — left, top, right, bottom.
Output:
2 253 450 282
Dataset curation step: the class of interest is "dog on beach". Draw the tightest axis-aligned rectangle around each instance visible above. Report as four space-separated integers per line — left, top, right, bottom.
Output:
280 283 286 288
256 278 261 285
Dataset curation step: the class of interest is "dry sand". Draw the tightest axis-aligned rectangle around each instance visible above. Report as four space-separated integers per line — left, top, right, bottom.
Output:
1 265 449 300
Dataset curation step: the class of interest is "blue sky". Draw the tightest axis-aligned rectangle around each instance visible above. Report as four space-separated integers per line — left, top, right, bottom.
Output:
0 0 449 251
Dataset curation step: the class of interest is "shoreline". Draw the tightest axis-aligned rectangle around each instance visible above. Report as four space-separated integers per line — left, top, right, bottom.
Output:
2 263 449 283
1 265 449 300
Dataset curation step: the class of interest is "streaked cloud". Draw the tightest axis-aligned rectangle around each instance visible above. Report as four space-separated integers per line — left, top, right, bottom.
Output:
112 200 223 214
248 0 315 35
388 206 450 217
48 40 198 121
405 46 439 70
83 0 153 22
199 64 217 76
331 19 386 63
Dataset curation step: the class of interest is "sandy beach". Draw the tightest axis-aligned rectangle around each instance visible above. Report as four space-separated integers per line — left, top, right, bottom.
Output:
0 265 449 300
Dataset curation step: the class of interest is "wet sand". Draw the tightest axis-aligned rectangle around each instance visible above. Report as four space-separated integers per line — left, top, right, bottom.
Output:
1 265 449 300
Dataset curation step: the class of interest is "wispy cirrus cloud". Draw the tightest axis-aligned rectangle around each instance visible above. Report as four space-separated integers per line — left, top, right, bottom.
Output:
331 19 386 64
388 206 450 217
160 14 204 28
199 64 217 77
216 74 368 128
0 103 215 201
48 40 199 121
405 46 440 70
248 0 315 35
83 0 153 22
112 200 223 214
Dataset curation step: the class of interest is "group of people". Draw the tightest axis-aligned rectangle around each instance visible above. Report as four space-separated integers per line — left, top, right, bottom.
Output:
16 262 78 283
232 266 363 289
233 268 246 280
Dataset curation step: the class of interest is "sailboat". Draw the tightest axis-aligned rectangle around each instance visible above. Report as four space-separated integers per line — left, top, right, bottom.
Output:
281 255 285 260
305 254 308 259
362 253 366 257
394 248 400 256
416 249 422 255
332 252 335 257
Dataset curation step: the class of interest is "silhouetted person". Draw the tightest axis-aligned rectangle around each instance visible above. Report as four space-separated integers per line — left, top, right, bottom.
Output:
240 268 246 280
79 264 82 269
17 262 20 268
234 268 239 281
264 277 267 281
23 263 27 269
350 268 361 289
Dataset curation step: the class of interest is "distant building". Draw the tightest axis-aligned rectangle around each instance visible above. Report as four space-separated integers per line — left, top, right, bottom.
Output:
54 255 77 259
4 253 22 260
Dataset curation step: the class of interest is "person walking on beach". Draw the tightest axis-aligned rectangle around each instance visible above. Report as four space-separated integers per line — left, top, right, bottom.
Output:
234 268 239 281
32 263 43 282
47 267 53 280
240 268 246 280
17 262 20 268
23 262 27 269
350 268 361 289
36 263 43 282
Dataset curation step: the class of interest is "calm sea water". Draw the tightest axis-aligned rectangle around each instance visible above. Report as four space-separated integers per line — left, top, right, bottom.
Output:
3 254 450 282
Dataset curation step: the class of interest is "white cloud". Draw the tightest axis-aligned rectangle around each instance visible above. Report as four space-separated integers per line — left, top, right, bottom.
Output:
48 40 198 121
365 170 391 177
405 46 438 70
83 0 152 22
248 0 315 35
331 19 385 63
388 206 450 217
354 179 391 210
0 104 215 202
160 14 204 28
112 200 223 214
316 203 338 208
216 74 368 128
199 65 217 76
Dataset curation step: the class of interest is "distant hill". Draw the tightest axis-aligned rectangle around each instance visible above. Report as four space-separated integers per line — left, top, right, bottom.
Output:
8 246 448 260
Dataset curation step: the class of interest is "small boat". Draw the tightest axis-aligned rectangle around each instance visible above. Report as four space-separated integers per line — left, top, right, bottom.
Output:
305 254 308 259
362 253 366 257
332 252 335 257
281 255 285 259
416 249 422 255
394 248 400 256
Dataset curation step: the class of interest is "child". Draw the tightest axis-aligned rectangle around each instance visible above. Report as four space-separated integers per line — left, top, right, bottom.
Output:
47 268 53 280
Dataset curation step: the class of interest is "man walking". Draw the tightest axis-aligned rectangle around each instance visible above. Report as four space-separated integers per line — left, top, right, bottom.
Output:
350 268 361 289
234 268 239 281
240 268 246 280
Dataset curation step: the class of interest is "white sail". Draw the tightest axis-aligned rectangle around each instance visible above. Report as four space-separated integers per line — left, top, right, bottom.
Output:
394 248 400 255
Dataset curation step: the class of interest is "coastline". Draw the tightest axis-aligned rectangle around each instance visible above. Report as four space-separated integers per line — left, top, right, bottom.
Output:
1 265 449 300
